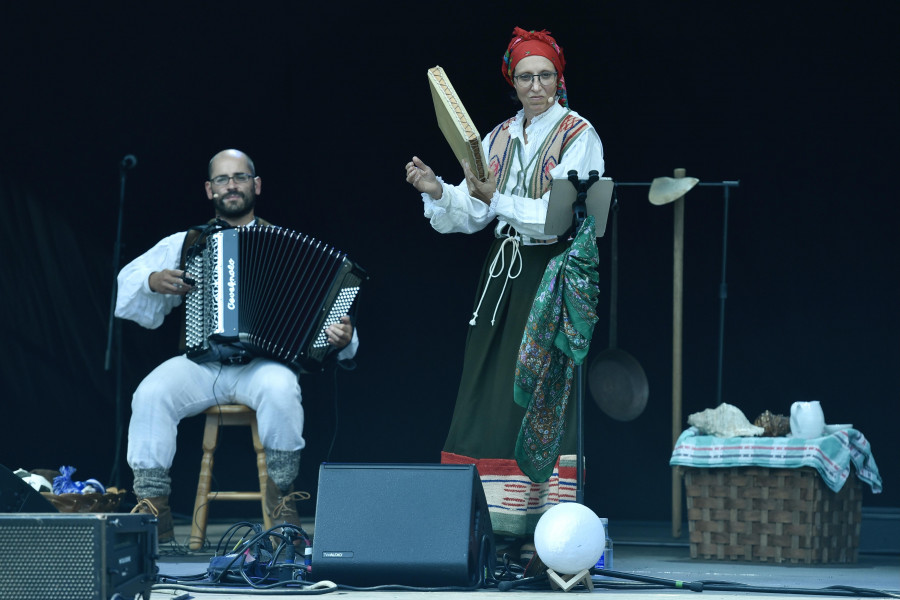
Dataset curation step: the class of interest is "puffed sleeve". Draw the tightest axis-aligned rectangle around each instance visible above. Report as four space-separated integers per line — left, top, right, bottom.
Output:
421 175 497 234
114 231 187 329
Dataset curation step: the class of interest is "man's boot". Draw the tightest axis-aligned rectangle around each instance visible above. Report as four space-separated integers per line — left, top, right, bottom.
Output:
131 496 174 543
265 478 309 536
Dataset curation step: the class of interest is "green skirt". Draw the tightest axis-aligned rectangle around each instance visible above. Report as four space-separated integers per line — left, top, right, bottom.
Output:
443 236 578 460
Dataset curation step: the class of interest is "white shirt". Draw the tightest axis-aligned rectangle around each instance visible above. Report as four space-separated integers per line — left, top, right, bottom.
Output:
115 230 188 329
422 103 605 238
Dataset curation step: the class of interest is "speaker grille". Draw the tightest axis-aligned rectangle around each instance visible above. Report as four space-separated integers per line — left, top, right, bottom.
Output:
0 514 155 600
0 521 100 599
312 463 494 587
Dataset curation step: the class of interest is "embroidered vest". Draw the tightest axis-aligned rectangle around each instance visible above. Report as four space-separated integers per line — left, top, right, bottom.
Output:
487 110 590 199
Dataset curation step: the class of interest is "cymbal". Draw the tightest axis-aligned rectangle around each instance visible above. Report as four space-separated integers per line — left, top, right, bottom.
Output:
648 176 700 205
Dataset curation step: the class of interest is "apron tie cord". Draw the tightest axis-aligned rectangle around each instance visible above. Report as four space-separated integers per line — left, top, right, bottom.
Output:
469 234 523 326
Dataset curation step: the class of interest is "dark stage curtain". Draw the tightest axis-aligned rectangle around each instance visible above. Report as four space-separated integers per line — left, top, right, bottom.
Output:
0 176 117 478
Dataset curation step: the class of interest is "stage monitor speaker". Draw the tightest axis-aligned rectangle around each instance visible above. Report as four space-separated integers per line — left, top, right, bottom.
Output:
312 463 494 587
0 463 58 512
0 513 157 600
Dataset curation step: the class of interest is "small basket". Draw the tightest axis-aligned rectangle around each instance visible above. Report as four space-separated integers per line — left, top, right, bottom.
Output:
41 490 126 513
683 467 861 563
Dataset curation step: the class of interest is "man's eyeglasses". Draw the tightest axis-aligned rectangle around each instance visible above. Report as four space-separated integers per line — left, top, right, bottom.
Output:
210 173 254 186
513 71 557 87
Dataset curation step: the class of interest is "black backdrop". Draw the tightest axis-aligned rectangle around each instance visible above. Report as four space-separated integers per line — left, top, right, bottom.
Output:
1 1 897 522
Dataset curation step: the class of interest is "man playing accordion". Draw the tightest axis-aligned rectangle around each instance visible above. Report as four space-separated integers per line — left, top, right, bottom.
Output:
116 149 358 543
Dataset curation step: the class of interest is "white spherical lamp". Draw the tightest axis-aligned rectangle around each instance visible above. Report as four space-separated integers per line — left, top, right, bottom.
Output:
533 502 605 574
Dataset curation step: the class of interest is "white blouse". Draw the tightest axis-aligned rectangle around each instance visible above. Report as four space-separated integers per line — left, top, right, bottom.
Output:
422 102 605 238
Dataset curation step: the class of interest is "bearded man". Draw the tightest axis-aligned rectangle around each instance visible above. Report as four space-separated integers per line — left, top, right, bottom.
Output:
116 149 358 542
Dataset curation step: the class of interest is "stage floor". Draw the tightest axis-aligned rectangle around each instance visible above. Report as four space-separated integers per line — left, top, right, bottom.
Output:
149 517 899 599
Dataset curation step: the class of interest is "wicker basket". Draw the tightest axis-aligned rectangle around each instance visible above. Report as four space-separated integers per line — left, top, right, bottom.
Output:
683 467 861 563
40 490 126 513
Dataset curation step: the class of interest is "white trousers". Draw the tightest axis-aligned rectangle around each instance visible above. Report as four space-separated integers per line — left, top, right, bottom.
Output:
127 355 304 470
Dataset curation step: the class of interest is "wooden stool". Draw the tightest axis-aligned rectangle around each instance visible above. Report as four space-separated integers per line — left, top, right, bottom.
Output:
189 405 273 550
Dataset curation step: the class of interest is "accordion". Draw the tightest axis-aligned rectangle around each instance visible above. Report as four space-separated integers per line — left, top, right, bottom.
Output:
183 226 366 373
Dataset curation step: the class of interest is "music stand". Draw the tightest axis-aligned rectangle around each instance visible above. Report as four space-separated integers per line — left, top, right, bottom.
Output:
545 174 614 238
545 171 613 504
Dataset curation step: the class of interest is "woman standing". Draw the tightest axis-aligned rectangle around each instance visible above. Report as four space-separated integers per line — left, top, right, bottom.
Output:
405 27 605 555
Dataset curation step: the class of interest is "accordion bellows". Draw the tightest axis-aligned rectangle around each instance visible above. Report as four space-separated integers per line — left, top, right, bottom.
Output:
427 66 487 182
184 226 366 372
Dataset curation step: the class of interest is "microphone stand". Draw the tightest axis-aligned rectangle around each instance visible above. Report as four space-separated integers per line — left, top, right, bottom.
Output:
105 155 136 487
564 169 600 504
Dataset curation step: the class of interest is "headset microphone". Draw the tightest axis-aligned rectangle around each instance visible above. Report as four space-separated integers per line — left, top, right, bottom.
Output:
213 193 219 199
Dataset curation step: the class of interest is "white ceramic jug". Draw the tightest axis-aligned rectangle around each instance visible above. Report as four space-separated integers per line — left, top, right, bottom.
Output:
790 400 826 438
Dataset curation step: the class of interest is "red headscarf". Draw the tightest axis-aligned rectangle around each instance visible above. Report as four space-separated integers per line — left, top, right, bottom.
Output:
501 27 568 107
